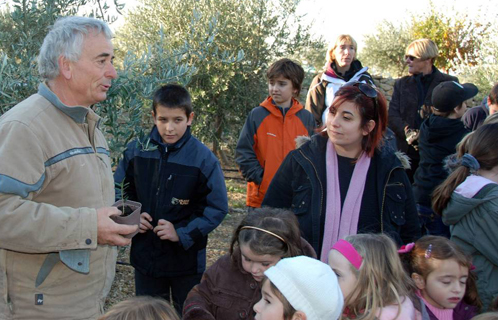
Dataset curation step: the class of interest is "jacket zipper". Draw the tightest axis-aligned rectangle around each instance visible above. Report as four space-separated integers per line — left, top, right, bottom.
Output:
298 150 324 216
380 166 402 233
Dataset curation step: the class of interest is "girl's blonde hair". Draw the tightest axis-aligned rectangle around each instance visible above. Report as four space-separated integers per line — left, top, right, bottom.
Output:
98 296 180 320
326 34 358 65
342 234 416 320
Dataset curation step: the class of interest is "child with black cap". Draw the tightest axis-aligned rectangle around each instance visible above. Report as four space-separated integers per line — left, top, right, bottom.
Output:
413 81 478 238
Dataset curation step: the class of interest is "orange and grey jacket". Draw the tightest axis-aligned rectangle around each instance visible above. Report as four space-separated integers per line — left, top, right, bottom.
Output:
235 97 315 208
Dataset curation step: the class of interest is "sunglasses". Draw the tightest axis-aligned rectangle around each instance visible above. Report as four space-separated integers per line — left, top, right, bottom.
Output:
405 55 418 61
345 81 379 117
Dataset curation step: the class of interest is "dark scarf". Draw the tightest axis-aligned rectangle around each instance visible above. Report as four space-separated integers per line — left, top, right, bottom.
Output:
324 60 364 82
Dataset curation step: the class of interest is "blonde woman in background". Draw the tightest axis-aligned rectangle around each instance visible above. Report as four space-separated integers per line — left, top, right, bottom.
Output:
306 34 375 127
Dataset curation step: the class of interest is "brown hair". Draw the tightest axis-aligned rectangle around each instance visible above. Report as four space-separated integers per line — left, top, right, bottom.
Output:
471 312 498 320
326 34 358 65
342 234 416 320
399 235 481 310
432 123 498 215
230 207 303 261
319 85 388 158
262 277 298 320
266 58 305 98
489 83 498 105
152 84 193 117
98 296 180 320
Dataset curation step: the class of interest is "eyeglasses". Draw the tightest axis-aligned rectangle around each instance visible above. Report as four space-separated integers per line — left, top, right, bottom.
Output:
405 55 418 61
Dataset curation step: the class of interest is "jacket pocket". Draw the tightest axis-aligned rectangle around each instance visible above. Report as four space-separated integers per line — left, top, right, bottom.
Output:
211 291 234 319
291 184 312 215
384 183 407 226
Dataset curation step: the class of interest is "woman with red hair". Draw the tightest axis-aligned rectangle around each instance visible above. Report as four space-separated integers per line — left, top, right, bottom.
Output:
263 84 421 260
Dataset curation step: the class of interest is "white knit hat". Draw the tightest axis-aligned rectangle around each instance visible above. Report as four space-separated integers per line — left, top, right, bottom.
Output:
264 256 344 320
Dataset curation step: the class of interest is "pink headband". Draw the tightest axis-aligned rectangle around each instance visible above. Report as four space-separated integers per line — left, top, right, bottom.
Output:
331 239 363 270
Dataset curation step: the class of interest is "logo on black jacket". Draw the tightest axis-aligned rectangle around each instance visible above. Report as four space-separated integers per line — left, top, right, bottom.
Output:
171 197 190 205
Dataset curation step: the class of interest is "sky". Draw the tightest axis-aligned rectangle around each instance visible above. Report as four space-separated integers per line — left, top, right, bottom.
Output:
293 0 497 50
2 0 496 52
110 0 497 53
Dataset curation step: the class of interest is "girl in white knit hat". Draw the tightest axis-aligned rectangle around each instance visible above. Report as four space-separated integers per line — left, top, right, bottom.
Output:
328 234 423 320
253 255 344 320
183 208 316 320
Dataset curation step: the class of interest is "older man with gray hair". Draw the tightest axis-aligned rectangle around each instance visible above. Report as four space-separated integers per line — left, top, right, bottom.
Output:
0 16 137 319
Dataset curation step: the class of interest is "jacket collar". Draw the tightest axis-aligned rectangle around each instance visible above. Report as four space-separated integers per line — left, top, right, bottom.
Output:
150 125 192 152
38 82 91 124
260 96 303 118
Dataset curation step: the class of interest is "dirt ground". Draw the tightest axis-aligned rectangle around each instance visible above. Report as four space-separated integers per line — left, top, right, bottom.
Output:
104 167 247 310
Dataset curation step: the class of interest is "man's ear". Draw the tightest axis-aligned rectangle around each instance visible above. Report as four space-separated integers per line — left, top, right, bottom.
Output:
291 311 307 320
411 273 426 290
59 55 72 80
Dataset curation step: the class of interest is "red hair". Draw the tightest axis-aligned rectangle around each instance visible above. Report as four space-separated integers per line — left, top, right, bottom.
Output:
319 85 388 157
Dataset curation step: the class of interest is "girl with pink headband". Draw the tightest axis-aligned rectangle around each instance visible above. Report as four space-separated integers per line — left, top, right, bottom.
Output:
328 234 424 320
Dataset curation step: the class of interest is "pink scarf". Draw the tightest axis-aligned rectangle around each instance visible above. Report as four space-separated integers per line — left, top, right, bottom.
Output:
321 140 371 262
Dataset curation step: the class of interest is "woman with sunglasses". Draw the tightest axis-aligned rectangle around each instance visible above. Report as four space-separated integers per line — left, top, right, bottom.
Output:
388 38 459 181
306 34 375 127
263 84 421 260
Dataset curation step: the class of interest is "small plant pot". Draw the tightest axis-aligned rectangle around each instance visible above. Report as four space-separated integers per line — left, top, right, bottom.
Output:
111 199 142 239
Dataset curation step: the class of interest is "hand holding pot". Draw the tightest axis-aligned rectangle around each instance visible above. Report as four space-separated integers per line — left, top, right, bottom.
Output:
97 207 138 246
139 212 153 233
154 219 179 242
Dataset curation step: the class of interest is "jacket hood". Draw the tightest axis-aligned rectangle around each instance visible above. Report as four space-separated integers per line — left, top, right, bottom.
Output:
443 183 498 225
260 96 303 117
422 115 466 141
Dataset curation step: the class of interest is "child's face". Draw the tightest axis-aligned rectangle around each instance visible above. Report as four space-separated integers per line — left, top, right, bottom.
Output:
268 75 296 108
414 258 468 309
328 249 359 300
240 244 281 282
254 280 285 320
152 105 193 144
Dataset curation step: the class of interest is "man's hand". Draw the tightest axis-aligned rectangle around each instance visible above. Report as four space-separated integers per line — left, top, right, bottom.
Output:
153 219 179 242
139 212 153 233
97 207 138 246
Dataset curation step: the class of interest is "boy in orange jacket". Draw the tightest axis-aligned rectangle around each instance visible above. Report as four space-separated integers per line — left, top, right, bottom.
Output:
235 58 316 209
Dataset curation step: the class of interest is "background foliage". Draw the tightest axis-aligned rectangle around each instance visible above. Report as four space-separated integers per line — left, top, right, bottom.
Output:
360 2 492 78
2 0 497 162
116 0 326 162
0 0 325 164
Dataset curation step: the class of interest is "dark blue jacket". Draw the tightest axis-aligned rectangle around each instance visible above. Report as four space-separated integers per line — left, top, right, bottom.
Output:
262 134 420 257
413 114 469 207
114 126 228 277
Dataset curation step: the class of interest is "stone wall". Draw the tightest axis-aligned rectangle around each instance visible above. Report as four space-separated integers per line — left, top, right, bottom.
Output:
371 74 481 108
372 75 395 104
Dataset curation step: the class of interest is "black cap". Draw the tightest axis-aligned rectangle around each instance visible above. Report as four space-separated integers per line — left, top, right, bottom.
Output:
432 81 478 112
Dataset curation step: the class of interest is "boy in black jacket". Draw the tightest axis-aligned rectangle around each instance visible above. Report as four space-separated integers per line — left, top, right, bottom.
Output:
114 84 228 313
413 81 477 237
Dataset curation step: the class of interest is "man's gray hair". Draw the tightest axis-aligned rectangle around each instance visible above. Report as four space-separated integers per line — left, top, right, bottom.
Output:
38 16 113 80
